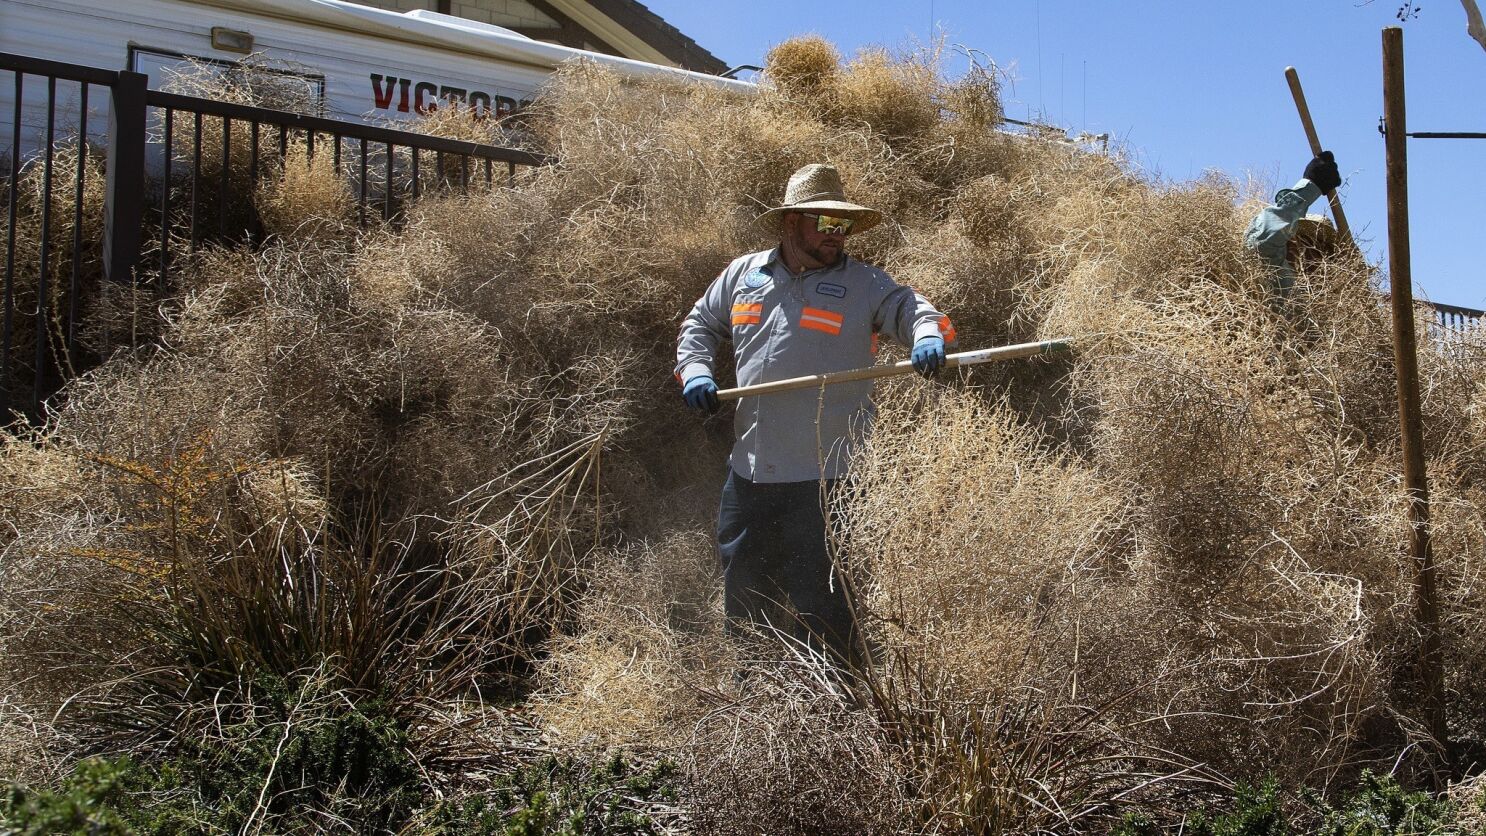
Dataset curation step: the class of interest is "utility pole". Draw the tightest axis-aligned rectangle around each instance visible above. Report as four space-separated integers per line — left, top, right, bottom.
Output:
1381 25 1447 766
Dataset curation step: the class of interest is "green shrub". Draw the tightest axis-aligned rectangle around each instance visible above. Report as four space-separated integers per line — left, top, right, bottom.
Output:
1 757 137 835
2 673 423 834
431 753 679 835
1306 770 1454 836
1113 772 1460 836
1113 810 1161 836
1185 778 1291 836
166 675 422 831
1112 778 1291 836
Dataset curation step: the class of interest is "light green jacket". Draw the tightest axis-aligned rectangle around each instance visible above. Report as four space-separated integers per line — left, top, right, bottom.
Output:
1244 178 1324 294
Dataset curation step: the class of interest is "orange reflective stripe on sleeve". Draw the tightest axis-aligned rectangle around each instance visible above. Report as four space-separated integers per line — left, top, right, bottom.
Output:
800 306 843 335
938 315 958 343
732 301 763 326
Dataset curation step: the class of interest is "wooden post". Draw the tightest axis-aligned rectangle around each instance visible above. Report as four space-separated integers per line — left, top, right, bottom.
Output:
1382 25 1446 760
1283 66 1356 251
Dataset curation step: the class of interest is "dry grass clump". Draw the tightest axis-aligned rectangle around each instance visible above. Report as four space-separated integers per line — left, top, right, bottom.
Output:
1023 173 1249 310
835 47 942 141
514 63 755 320
1042 278 1420 784
157 59 322 244
0 425 596 822
537 533 727 748
1450 770 1486 832
1435 475 1486 752
681 674 912 836
954 173 1028 250
883 176 1034 349
161 55 321 116
398 104 531 196
0 433 112 712
159 55 319 165
57 231 630 521
409 100 518 147
764 35 945 143
941 61 1004 130
840 385 1202 829
845 383 1122 691
762 35 842 106
0 700 64 790
253 138 353 238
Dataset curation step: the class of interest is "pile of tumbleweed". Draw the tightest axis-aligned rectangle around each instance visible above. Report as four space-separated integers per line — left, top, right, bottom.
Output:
2 35 1484 834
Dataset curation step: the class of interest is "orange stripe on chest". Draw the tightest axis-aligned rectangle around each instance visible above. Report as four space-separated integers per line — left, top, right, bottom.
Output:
801 306 843 324
800 306 843 334
800 318 841 335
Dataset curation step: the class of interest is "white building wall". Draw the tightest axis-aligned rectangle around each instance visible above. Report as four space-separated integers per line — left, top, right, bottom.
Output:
348 0 558 30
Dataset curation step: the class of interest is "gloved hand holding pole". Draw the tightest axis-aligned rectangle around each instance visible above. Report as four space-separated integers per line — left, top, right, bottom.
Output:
1284 66 1357 252
715 338 1072 402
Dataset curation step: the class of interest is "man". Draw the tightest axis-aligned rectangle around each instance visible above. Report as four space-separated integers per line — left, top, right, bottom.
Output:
1245 151 1343 302
674 163 956 665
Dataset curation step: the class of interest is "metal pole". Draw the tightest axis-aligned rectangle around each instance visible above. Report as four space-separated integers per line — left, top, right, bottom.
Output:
104 71 146 283
1382 25 1446 760
1406 132 1486 140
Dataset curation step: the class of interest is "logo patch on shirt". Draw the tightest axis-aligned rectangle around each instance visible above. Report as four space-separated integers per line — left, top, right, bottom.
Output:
744 268 771 289
815 281 847 298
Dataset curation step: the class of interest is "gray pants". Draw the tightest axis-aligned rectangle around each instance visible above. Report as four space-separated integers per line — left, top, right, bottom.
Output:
715 469 859 665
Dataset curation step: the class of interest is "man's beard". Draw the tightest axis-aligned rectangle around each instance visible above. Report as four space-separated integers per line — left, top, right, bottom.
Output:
803 239 843 266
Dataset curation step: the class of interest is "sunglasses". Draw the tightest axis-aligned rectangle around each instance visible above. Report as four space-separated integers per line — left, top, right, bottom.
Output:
800 212 855 235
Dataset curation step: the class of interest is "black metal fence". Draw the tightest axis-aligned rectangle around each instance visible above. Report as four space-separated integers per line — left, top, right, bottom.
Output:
2 53 112 421
1427 300 1483 338
2 50 547 423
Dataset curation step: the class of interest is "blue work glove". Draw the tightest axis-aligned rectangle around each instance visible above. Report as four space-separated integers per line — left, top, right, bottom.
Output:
1303 151 1341 194
682 375 720 414
911 336 946 378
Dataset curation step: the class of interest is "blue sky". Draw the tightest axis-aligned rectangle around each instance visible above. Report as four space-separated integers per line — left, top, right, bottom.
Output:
646 1 1485 309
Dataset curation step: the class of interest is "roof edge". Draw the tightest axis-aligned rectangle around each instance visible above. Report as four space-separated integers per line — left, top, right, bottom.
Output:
549 0 726 74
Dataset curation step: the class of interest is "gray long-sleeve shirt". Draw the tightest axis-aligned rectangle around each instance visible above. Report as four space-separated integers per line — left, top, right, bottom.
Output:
676 247 954 483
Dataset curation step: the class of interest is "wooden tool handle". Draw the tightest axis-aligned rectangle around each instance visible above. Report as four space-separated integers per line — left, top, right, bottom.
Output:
1285 66 1326 155
715 338 1071 402
1284 66 1354 246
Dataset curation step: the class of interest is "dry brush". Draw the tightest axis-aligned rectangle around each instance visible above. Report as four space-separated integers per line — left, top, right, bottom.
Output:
0 35 1483 835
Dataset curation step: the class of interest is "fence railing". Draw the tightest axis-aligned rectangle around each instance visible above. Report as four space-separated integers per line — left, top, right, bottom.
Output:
137 87 546 286
1425 300 1482 339
1 50 548 423
3 52 117 422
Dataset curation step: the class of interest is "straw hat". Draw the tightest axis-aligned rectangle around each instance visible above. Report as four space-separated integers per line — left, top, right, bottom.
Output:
756 163 883 234
1292 214 1338 250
